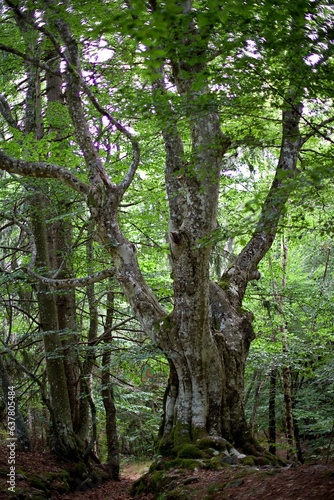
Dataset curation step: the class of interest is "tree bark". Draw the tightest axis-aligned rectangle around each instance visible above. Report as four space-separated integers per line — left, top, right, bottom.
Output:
280 237 297 460
268 367 277 455
101 289 120 480
30 194 79 458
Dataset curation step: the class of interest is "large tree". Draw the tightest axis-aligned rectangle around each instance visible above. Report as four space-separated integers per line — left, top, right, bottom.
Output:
0 0 333 460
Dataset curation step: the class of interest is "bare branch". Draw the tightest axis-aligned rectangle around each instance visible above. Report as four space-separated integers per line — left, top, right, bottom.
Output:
79 79 140 196
12 216 115 289
27 267 116 289
302 115 334 143
0 43 60 77
0 150 90 196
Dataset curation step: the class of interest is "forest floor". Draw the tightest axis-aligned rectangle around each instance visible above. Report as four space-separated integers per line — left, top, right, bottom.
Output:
0 446 334 499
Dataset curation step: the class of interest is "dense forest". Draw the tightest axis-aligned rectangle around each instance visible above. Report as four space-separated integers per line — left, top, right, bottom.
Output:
0 0 333 495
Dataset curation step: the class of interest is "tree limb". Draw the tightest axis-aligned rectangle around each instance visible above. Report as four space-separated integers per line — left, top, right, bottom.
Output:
12 215 115 289
0 150 90 196
225 101 304 306
27 268 116 289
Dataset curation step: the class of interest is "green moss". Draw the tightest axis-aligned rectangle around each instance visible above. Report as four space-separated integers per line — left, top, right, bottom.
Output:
149 458 168 472
157 436 178 457
255 456 272 466
177 444 206 459
151 470 165 487
59 469 71 481
218 277 230 291
240 455 256 466
197 436 228 452
172 422 192 447
166 458 200 470
130 473 150 496
205 482 224 498
74 461 87 475
205 457 226 470
157 421 192 457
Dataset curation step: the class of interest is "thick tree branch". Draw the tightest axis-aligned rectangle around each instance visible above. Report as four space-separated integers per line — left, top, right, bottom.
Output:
0 150 89 196
225 102 304 306
2 2 140 196
45 5 139 195
152 77 187 231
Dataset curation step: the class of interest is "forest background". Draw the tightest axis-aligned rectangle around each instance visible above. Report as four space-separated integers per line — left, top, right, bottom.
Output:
0 0 333 486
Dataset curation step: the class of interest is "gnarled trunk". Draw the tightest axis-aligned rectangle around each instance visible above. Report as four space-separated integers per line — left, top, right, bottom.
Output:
158 280 257 454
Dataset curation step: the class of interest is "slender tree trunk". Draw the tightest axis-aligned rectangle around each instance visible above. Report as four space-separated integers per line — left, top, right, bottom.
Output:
101 289 119 480
44 48 93 446
268 367 277 455
251 378 264 435
280 237 297 460
30 194 79 458
245 370 260 406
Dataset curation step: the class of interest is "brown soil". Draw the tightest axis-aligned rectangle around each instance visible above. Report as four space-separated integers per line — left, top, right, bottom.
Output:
0 447 333 499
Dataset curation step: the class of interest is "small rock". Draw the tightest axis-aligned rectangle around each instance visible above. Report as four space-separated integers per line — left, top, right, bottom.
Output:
221 456 238 465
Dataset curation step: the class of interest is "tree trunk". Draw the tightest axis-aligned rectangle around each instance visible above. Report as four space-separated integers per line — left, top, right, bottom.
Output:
101 289 120 480
251 378 264 436
280 237 297 460
30 194 79 458
268 367 277 455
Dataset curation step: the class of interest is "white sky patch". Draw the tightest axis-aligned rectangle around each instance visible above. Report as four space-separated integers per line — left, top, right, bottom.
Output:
85 38 115 63
304 53 321 66
244 39 262 59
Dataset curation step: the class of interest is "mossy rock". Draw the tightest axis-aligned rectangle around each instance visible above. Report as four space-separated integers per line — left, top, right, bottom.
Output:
255 456 272 466
209 456 237 470
130 474 149 497
44 469 71 492
166 458 202 470
177 444 206 459
149 457 167 473
202 457 223 470
157 437 178 457
240 455 256 466
196 436 229 452
131 470 179 497
240 454 276 467
151 470 166 488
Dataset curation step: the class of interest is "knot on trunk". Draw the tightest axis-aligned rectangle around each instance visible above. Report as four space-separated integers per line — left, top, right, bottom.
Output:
170 231 182 245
